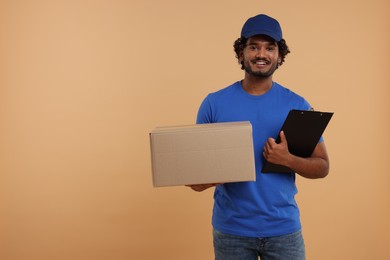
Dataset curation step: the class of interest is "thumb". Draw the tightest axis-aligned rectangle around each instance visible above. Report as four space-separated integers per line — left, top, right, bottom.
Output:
279 131 287 144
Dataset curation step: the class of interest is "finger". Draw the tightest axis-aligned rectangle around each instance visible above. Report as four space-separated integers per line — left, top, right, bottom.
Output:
263 143 267 153
186 183 217 192
191 185 206 192
279 131 287 144
268 137 278 149
267 137 276 149
263 146 268 159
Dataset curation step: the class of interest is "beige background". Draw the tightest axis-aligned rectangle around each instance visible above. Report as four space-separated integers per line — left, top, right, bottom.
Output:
1 0 389 259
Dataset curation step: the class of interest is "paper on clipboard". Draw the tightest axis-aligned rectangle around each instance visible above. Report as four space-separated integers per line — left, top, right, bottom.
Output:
261 109 333 174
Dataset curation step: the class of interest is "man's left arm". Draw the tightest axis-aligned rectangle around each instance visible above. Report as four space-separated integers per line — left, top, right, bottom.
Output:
263 131 330 179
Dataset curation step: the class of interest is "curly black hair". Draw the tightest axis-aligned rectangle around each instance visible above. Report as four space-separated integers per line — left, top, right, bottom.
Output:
233 37 290 70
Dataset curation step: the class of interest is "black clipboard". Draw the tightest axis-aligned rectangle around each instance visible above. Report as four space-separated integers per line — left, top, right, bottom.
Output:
261 109 333 173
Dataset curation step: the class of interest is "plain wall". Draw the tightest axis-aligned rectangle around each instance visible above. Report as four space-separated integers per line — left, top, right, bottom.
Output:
1 0 389 259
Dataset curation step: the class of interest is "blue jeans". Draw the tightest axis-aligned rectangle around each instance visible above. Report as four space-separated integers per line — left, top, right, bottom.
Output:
213 229 305 260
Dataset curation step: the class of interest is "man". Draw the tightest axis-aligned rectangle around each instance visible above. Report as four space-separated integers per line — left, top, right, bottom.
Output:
188 14 330 260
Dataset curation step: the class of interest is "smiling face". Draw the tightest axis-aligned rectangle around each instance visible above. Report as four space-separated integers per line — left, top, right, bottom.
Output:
239 35 282 79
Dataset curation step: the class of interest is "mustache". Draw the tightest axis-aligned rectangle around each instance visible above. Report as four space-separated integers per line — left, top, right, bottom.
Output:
251 58 270 64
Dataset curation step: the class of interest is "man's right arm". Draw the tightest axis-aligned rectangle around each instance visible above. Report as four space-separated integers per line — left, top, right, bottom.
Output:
188 96 219 192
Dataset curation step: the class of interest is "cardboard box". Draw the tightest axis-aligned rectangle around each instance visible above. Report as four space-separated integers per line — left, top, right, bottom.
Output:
149 121 256 187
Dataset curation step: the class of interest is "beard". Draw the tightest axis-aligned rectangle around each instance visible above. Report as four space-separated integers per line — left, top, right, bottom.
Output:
242 58 278 78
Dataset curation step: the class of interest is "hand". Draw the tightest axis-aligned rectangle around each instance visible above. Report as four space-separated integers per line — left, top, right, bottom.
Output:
263 131 292 165
186 183 222 192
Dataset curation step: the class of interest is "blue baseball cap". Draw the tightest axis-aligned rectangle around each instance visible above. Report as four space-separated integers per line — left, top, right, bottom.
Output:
241 14 283 41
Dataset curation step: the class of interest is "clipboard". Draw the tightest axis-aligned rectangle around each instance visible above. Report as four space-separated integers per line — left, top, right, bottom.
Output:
261 109 333 173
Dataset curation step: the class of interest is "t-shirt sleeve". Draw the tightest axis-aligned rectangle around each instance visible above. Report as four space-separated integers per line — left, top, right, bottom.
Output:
196 95 213 124
303 99 325 143
301 99 312 111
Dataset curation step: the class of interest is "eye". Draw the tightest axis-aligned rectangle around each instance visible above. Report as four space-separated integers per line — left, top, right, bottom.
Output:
247 45 258 51
268 44 279 51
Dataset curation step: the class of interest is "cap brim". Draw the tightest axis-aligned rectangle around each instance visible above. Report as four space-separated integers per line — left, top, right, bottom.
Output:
242 30 281 41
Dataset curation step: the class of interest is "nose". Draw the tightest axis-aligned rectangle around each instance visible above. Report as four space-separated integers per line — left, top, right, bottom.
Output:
255 47 266 58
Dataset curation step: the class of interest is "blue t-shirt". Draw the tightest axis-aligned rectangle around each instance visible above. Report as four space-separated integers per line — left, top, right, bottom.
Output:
197 81 312 238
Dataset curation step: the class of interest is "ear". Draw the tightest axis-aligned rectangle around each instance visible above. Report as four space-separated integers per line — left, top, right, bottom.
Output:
277 56 282 66
238 53 245 67
238 52 244 63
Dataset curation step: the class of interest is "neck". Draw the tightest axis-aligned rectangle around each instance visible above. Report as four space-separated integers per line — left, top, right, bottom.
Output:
241 74 273 96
